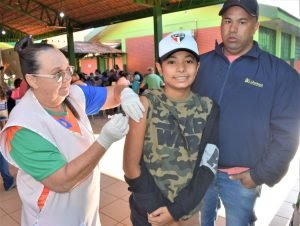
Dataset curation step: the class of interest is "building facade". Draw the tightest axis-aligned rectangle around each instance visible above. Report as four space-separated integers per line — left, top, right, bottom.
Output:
86 4 300 75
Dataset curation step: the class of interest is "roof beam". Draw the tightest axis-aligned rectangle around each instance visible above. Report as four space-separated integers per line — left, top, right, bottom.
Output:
163 0 225 12
133 0 155 7
0 29 26 42
33 29 68 41
0 0 226 42
0 0 81 29
133 0 224 9
0 23 27 42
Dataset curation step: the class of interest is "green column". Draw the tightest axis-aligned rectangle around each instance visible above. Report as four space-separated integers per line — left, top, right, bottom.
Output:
112 55 116 68
106 56 110 70
121 39 127 71
291 34 296 60
276 29 281 58
67 26 76 68
96 56 101 70
153 0 163 64
101 57 106 71
97 56 107 72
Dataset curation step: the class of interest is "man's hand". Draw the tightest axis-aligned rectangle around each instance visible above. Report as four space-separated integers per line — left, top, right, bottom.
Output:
148 206 174 226
96 113 129 150
120 87 145 122
229 171 257 188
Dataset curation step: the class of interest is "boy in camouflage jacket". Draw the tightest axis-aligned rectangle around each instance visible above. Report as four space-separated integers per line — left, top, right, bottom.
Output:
123 31 219 226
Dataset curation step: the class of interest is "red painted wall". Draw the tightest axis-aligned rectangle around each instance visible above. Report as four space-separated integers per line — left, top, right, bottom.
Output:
126 35 156 75
196 27 222 54
80 58 97 74
80 56 123 74
126 27 222 75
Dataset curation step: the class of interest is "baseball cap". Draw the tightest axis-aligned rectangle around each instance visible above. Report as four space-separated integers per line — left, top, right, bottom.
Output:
159 30 199 62
219 0 259 17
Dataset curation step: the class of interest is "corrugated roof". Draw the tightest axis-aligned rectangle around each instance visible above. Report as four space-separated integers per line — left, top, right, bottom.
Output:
0 0 225 42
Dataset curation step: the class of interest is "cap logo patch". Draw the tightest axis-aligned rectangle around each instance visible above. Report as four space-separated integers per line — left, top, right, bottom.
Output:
171 33 185 44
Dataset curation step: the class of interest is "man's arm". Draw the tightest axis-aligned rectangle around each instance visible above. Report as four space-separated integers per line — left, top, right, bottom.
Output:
250 66 300 187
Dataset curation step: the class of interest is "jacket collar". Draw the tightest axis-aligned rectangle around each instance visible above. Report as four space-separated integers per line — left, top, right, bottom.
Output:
215 40 260 59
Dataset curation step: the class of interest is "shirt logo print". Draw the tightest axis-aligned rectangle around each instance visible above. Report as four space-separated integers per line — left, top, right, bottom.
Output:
57 118 72 129
244 78 263 88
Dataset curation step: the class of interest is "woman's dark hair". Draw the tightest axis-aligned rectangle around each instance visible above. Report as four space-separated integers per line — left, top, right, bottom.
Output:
14 36 79 119
78 72 86 81
118 70 128 78
113 64 119 70
15 36 54 76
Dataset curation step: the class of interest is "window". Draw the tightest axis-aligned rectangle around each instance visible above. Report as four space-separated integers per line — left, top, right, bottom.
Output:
259 26 276 55
281 32 291 60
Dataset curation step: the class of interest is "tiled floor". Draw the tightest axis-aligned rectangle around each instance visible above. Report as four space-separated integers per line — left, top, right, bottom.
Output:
0 169 297 226
0 169 226 226
0 114 298 226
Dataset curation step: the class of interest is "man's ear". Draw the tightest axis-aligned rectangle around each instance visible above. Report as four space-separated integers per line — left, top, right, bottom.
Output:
254 21 260 33
197 61 200 72
25 74 38 89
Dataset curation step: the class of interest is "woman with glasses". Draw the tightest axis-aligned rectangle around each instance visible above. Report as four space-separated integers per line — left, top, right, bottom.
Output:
0 36 144 226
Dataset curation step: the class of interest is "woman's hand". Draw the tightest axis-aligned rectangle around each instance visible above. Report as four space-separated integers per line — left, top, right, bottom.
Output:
97 113 129 150
120 88 145 122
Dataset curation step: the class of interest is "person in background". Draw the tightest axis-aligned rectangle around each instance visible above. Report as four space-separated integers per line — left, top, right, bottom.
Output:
192 0 300 225
0 35 144 226
71 72 87 86
139 66 164 92
0 153 16 191
113 64 120 78
124 31 219 226
85 73 95 86
0 65 23 114
94 75 103 87
131 72 141 94
108 69 118 86
101 70 110 87
10 78 23 104
18 79 29 99
0 86 8 127
0 86 16 191
117 71 131 86
94 69 102 79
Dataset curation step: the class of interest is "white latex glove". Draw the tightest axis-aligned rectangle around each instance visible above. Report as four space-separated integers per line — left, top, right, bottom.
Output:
96 113 129 150
200 143 219 175
120 87 145 122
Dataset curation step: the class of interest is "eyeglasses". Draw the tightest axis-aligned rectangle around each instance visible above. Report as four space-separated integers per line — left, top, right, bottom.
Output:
29 66 75 82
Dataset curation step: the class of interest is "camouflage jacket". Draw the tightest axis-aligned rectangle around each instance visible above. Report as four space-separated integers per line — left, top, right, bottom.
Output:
142 89 214 218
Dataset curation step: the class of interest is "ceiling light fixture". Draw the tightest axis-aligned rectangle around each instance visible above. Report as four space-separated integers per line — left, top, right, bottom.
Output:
59 0 64 18
1 13 5 35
